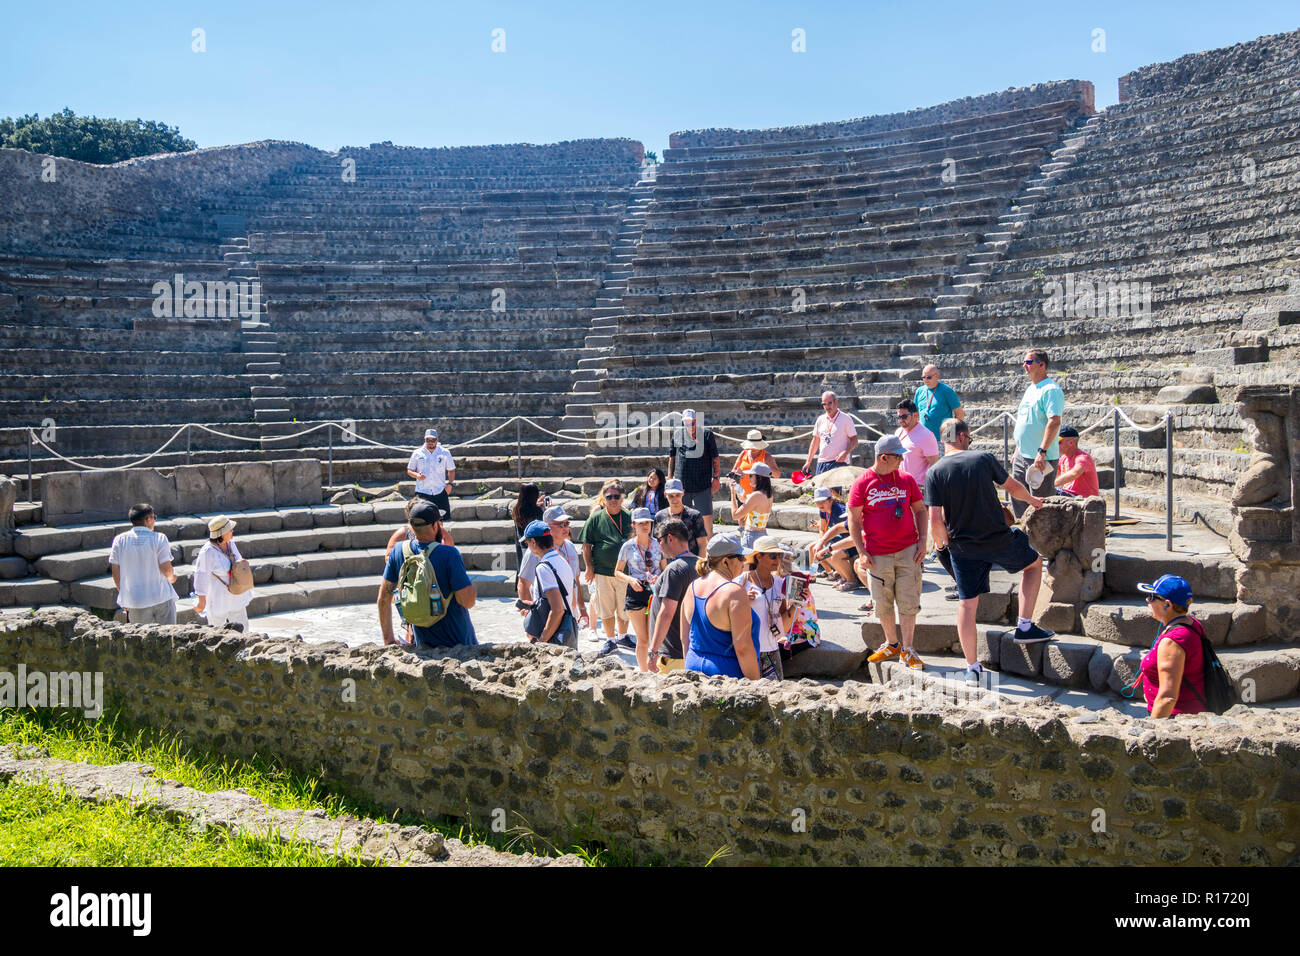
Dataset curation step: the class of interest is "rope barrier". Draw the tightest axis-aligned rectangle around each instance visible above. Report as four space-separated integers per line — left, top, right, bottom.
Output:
17 402 1173 473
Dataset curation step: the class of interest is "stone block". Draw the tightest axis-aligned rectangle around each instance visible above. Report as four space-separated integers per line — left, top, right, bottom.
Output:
1042 551 1084 606
1225 604 1267 646
9 578 68 605
1023 498 1082 558
1156 384 1216 405
176 465 227 513
78 472 128 524
1104 553 1237 601
279 508 315 530
243 510 284 533
172 516 211 540
341 504 375 526
267 557 303 583
248 583 309 616
977 628 1001 668
310 506 344 528
0 556 29 579
1037 601 1078 633
40 473 85 526
1082 600 1158 647
272 459 322 507
998 631 1044 678
121 469 180 518
372 501 408 524
252 563 274 585
1221 649 1300 703
225 462 274 511
1041 638 1099 688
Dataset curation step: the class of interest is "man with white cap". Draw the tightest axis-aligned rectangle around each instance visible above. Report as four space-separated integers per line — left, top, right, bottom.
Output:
847 435 927 668
730 429 781 497
653 477 708 556
803 390 858 476
193 515 253 631
407 427 456 521
667 408 720 536
517 504 587 628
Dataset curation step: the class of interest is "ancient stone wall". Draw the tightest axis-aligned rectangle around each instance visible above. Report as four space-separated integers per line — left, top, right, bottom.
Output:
668 81 1094 149
4 610 1297 865
1118 28 1300 102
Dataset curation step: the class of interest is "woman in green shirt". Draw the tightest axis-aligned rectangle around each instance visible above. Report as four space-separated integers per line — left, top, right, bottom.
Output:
580 479 633 649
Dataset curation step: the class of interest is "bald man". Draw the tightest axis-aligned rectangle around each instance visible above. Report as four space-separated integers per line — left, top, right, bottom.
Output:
804 390 859 475
914 366 964 444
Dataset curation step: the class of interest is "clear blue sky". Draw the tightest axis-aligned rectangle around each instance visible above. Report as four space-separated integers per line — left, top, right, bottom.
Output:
2 1 1295 157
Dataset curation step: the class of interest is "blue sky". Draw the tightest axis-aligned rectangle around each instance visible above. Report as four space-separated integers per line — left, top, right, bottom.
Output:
2 1 1295 156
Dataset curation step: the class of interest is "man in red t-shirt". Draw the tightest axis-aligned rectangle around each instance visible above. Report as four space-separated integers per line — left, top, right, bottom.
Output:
1054 426 1100 498
847 435 928 669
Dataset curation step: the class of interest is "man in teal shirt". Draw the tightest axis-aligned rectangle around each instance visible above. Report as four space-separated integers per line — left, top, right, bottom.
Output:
1011 348 1065 518
915 365 964 444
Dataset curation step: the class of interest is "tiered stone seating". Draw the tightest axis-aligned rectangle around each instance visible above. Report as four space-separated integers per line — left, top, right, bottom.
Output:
926 32 1300 527
0 140 643 482
566 85 1094 461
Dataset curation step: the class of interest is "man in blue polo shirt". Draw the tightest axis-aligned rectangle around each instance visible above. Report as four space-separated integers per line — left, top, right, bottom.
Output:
1011 348 1066 519
378 500 477 647
914 365 964 444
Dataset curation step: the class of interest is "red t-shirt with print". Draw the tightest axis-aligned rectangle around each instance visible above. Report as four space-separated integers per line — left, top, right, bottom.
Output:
848 468 922 556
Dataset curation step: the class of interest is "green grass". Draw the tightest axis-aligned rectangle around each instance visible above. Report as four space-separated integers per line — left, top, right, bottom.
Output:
0 709 660 866
0 778 371 866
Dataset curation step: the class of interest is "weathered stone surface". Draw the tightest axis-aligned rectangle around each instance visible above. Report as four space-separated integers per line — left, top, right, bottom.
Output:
225 462 274 511
998 631 1044 678
1042 638 1100 688
3 608 1299 866
0 476 19 534
1023 499 1081 558
272 460 322 508
1222 648 1300 703
0 556 29 579
176 465 228 514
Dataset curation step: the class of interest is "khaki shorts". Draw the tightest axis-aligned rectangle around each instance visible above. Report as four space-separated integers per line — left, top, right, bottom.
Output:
865 543 922 619
592 574 629 625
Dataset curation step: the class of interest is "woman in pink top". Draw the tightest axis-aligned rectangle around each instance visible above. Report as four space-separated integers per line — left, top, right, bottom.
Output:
1136 574 1207 717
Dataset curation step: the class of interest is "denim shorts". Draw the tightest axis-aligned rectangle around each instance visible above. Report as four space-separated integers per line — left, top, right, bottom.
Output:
949 529 1040 600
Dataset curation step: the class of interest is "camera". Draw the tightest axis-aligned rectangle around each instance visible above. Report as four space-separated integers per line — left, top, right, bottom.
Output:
514 598 530 610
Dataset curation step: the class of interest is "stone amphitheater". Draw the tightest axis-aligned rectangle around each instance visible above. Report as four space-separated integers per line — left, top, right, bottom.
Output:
2 29 1299 864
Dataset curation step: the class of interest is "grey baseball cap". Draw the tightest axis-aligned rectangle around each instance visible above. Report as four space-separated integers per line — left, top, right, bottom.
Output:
631 507 655 522
543 505 571 524
706 534 751 558
875 435 906 458
664 478 684 494
813 487 832 502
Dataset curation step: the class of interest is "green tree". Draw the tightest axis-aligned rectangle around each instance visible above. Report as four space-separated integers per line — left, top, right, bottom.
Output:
0 108 197 164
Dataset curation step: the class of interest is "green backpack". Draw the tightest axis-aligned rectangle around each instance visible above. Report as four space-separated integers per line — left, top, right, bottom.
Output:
397 540 449 627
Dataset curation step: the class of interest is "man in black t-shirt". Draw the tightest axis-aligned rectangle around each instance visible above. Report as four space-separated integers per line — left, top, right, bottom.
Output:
924 418 1052 685
654 478 709 555
648 519 698 671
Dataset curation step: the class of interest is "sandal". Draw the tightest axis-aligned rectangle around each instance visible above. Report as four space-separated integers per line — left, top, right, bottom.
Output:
835 580 859 592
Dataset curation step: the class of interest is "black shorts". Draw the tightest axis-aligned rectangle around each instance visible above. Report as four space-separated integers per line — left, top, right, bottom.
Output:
624 584 652 612
415 490 452 521
949 529 1040 600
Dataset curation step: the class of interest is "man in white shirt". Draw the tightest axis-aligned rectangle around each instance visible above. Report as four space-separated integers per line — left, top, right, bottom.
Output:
803 390 859 475
517 505 587 626
109 503 178 624
407 427 456 520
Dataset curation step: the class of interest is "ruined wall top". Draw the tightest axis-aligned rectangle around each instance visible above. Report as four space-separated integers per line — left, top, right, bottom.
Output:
668 81 1095 150
1118 28 1300 102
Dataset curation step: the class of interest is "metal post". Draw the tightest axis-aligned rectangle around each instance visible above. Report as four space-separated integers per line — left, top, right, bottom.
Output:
27 428 33 503
515 417 522 481
1001 414 1009 470
327 422 334 488
1112 407 1121 520
1165 411 1174 551
186 425 191 466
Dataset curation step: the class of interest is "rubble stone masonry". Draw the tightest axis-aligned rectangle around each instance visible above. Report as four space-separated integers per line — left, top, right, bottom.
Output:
3 609 1297 865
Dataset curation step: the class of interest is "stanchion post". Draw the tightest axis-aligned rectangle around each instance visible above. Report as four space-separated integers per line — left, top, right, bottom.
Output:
1165 411 1174 551
27 427 34 503
1112 407 1120 520
516 417 522 481
1001 414 1008 470
327 423 334 489
186 425 191 466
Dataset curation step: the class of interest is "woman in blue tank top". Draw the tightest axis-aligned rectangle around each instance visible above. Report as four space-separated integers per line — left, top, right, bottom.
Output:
683 535 762 680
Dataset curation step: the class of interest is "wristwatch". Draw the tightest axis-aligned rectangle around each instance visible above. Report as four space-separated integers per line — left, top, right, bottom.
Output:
1037 447 1047 455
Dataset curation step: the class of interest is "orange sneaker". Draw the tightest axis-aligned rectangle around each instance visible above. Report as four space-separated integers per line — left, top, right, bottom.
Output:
899 646 925 670
868 642 901 663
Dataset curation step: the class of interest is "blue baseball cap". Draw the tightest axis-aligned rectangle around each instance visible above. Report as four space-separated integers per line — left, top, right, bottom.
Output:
1138 574 1194 606
521 520 551 539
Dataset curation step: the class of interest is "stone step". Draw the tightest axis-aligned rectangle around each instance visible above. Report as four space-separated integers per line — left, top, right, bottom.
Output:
1080 595 1264 648
1103 551 1237 601
245 362 283 374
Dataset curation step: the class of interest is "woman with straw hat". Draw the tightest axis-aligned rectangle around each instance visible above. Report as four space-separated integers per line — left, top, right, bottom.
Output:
193 515 254 632
731 429 782 497
738 536 794 680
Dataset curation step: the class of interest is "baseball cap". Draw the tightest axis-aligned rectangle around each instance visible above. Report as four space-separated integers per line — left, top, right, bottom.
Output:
424 428 438 440
682 408 697 421
543 505 571 524
706 534 751 558
1059 426 1080 439
875 435 906 458
813 487 832 502
745 461 772 477
1138 574 1194 606
521 519 550 540
631 507 654 522
408 500 443 526
664 478 684 494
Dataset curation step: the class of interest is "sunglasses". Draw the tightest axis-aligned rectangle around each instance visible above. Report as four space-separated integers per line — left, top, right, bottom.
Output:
1023 359 1041 366
605 493 623 499
881 453 902 460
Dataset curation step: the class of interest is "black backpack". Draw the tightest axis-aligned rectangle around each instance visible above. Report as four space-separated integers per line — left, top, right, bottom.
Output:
1177 618 1238 715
